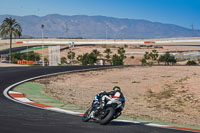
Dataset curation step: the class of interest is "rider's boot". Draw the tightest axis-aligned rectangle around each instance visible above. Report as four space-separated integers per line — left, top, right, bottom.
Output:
89 111 95 119
100 101 105 109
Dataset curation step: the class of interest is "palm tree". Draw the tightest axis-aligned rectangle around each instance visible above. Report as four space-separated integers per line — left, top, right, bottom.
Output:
67 51 75 63
92 49 101 58
41 24 44 38
0 17 22 63
41 24 45 66
104 48 112 60
117 47 126 60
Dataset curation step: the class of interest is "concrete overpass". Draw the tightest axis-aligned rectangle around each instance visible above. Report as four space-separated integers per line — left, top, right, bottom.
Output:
0 37 200 50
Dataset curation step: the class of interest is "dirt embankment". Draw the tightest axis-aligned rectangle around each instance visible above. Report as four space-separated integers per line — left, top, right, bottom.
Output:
35 66 200 127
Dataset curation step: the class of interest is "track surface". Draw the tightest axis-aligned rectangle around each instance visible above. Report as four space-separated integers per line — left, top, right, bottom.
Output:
0 46 41 54
0 44 96 54
0 66 192 133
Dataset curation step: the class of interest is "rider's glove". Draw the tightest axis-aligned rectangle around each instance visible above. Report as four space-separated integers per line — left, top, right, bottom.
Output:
99 91 106 96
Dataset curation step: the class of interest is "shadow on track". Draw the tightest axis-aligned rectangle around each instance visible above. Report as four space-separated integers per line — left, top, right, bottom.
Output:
84 120 142 126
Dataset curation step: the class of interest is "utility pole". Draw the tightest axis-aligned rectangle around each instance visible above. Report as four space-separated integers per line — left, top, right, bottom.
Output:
65 24 69 39
106 24 108 43
27 45 28 60
191 24 194 37
41 24 45 66
69 42 74 65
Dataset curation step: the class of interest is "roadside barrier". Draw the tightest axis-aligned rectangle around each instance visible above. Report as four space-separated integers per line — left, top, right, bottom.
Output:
16 41 23 44
17 60 35 65
144 41 155 44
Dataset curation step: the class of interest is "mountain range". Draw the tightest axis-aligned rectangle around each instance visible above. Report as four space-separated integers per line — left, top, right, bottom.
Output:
0 14 200 39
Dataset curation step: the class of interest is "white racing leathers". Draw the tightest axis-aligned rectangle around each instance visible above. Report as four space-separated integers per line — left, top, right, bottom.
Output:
101 91 125 109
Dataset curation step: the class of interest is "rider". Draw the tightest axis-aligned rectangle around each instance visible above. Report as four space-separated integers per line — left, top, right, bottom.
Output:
89 86 125 119
99 86 125 109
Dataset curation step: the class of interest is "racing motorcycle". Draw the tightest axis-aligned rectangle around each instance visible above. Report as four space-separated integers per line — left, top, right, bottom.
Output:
82 93 125 125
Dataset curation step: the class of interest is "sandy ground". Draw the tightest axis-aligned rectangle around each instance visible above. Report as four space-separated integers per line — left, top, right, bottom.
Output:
35 66 200 127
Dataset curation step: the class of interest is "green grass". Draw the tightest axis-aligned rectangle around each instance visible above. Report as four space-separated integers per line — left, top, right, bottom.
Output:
0 46 48 53
20 46 49 53
13 82 85 113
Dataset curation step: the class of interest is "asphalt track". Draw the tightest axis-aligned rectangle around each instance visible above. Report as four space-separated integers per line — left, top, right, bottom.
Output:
0 46 40 54
0 66 193 133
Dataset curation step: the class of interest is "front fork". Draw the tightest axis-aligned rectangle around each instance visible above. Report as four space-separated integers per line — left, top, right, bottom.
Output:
113 112 121 119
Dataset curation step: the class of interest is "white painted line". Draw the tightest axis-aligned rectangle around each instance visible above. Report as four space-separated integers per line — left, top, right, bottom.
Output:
47 107 82 115
112 119 168 128
113 119 141 124
15 98 33 103
146 123 168 127
9 91 22 94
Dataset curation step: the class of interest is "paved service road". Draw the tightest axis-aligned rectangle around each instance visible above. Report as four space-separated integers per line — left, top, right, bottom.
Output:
0 66 192 133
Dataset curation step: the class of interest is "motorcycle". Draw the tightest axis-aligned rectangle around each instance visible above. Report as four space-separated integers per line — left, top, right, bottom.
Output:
82 93 125 125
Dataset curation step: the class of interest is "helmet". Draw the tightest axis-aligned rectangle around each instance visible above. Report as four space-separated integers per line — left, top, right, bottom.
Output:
113 86 121 92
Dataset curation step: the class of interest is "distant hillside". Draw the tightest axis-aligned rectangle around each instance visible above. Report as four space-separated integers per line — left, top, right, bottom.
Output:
0 14 200 39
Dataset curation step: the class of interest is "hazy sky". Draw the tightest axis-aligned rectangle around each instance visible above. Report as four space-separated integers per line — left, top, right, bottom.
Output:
1 0 200 29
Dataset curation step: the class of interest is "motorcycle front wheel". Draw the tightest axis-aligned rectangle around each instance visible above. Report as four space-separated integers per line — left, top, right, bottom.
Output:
99 107 115 125
82 107 92 122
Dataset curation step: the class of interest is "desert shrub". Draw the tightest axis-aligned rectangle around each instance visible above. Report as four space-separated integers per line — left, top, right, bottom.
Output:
176 58 187 62
77 52 97 65
61 57 67 64
104 48 112 60
67 51 75 61
44 57 48 64
198 58 200 63
118 47 126 60
158 52 176 65
143 50 159 65
141 58 147 65
27 52 40 61
7 52 40 63
92 49 101 58
111 54 123 65
186 60 198 65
